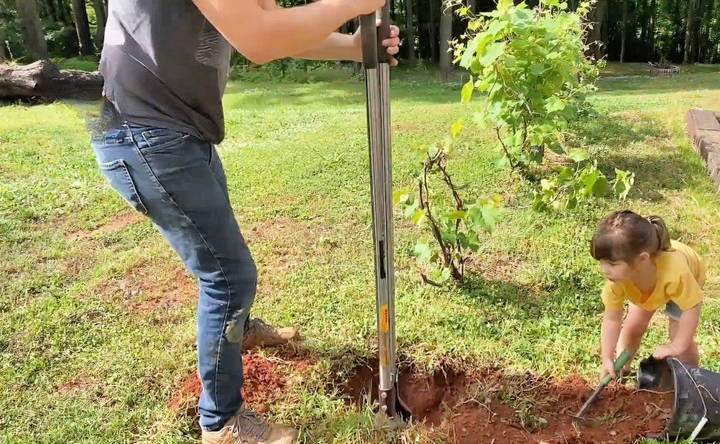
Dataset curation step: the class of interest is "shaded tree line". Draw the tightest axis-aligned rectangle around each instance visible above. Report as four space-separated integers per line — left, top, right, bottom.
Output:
3 0 719 68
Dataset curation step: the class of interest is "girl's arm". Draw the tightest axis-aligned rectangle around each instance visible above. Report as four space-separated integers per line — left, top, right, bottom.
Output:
654 303 701 359
600 308 623 377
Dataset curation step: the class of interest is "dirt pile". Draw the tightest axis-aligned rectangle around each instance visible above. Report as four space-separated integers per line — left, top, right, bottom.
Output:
343 362 672 443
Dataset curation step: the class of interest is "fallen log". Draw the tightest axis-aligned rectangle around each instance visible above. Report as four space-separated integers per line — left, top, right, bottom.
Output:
0 59 103 101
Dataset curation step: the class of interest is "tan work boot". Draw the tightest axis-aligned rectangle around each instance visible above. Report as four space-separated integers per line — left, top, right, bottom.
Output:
243 318 298 350
202 407 299 444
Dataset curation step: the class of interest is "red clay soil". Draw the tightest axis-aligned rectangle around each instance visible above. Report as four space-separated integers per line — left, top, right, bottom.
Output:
169 350 313 418
69 211 144 240
97 262 196 315
343 363 673 444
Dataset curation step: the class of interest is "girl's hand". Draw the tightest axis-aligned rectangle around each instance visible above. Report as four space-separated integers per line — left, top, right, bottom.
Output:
600 357 617 380
653 343 681 360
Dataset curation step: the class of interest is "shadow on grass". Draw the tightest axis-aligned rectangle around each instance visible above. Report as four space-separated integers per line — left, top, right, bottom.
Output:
570 111 707 202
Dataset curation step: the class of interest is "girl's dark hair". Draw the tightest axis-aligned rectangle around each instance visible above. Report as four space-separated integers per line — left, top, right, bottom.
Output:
590 210 671 262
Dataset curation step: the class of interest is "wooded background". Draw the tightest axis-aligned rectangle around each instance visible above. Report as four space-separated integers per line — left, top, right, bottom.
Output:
2 0 719 70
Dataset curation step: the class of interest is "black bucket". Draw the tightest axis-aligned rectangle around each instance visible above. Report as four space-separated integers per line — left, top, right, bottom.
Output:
638 356 720 441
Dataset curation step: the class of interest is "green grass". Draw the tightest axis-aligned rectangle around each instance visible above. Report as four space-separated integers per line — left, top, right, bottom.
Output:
52 56 100 72
602 61 720 77
1 68 719 442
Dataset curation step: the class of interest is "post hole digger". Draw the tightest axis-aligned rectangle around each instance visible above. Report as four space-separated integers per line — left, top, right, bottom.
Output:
360 5 411 420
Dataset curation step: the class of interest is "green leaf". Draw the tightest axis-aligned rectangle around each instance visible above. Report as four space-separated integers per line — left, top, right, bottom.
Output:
545 96 566 113
529 64 546 76
461 79 475 104
441 230 457 244
613 169 635 200
393 189 410 206
447 210 467 220
460 35 482 68
497 0 514 12
592 175 609 196
414 242 433 263
494 155 510 169
429 267 452 283
467 231 481 252
567 149 590 163
479 42 506 66
481 205 501 232
411 209 426 225
403 201 419 218
451 120 464 139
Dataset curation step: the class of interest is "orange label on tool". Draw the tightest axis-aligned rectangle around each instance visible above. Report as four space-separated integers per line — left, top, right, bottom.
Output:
380 349 389 367
380 304 389 333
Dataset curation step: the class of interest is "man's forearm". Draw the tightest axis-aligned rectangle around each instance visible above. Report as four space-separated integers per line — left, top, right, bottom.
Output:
193 0 360 64
293 33 361 62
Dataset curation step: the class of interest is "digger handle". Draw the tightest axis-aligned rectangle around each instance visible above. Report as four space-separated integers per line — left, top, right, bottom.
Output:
600 349 633 385
360 4 392 69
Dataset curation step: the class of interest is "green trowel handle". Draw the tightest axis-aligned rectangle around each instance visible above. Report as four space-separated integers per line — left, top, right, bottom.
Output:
600 349 634 385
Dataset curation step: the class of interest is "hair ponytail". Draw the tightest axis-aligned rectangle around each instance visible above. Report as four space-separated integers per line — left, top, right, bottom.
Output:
591 210 673 261
647 215 671 252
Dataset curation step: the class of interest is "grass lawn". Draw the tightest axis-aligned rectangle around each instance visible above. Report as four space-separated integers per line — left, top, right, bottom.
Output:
601 61 720 77
1 68 719 442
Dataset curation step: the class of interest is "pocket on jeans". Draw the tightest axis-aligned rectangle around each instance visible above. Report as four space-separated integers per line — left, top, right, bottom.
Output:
98 159 149 214
138 127 191 153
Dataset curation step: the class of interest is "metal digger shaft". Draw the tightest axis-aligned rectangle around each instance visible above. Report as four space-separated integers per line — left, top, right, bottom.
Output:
360 5 398 418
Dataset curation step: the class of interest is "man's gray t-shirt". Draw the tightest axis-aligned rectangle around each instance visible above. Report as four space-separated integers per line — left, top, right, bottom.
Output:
101 1 233 144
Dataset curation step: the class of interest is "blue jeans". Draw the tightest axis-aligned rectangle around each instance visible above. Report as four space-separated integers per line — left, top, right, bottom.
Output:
92 124 255 431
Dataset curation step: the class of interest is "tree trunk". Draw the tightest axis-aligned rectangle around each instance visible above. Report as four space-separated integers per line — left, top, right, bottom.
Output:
58 0 73 26
691 0 704 63
0 28 7 61
588 0 609 60
16 0 49 61
620 0 628 63
648 0 657 59
0 59 103 101
639 0 647 47
404 0 417 65
699 0 714 62
92 0 107 48
684 0 700 64
45 0 58 23
71 0 94 55
439 1 453 82
428 0 437 63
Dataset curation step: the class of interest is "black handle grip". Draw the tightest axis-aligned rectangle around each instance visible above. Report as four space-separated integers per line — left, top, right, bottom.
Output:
377 6 391 64
360 3 391 68
360 13 378 69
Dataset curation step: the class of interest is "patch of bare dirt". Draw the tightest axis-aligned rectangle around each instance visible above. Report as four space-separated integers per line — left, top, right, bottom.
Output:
96 259 196 316
169 349 315 420
69 212 145 241
342 362 673 444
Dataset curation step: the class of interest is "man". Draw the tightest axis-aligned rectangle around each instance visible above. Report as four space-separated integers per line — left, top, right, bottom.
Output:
92 1 400 443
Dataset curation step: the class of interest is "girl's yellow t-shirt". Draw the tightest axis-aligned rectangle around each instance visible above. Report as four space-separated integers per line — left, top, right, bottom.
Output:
601 240 706 312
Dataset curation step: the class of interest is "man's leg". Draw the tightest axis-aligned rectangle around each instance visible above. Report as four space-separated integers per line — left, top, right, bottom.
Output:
206 145 298 351
94 126 251 429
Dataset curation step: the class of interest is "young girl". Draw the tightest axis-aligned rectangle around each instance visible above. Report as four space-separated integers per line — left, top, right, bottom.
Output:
590 210 706 378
